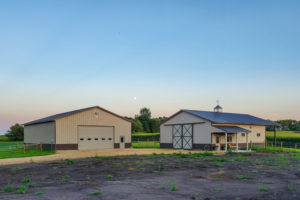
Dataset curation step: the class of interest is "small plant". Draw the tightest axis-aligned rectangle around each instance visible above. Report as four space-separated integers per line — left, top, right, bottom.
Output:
60 177 67 183
171 183 177 191
160 182 167 189
87 176 90 180
0 186 16 193
212 188 222 192
35 191 43 195
28 183 40 188
252 170 258 174
236 175 248 180
288 183 293 191
91 190 102 195
258 187 269 192
16 186 26 194
53 166 58 169
22 177 31 183
105 174 113 179
11 168 20 173
65 159 74 165
90 166 95 168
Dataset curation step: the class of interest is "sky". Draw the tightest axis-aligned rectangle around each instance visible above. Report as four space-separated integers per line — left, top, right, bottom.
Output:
0 0 299 133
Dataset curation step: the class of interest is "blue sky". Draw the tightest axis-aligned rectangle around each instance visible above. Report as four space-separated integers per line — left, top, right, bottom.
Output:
0 0 299 133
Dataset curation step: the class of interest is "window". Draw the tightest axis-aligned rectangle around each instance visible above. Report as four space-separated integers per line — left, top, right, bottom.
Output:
216 136 220 144
102 138 105 140
227 136 232 142
80 138 84 141
108 138 112 141
87 138 91 141
241 133 246 137
95 138 98 140
95 112 99 119
120 137 124 143
257 133 261 137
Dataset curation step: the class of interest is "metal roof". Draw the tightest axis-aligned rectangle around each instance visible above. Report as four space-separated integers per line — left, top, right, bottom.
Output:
182 110 279 126
213 126 251 133
23 106 132 126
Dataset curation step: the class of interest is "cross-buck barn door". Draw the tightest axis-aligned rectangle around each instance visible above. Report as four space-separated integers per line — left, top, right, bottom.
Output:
182 124 192 149
172 125 182 149
172 124 193 149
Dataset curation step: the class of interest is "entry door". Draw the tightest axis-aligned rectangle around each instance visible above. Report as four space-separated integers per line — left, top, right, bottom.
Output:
78 126 114 149
120 136 125 148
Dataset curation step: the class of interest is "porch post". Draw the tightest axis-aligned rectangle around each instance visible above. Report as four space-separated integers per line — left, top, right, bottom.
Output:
274 126 277 147
236 132 238 151
225 132 228 152
246 132 249 151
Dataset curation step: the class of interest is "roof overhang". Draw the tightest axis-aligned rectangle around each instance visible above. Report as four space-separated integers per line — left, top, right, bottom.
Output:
212 125 251 133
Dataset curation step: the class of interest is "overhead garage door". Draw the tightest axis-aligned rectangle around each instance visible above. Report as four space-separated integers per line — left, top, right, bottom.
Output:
78 126 114 149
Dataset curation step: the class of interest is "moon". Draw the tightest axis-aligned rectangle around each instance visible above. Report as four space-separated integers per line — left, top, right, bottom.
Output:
133 97 137 100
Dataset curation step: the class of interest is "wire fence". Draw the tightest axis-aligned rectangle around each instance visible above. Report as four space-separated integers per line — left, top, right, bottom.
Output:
266 140 300 149
0 142 45 154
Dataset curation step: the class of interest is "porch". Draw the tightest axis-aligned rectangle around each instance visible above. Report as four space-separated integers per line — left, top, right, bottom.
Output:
212 126 251 152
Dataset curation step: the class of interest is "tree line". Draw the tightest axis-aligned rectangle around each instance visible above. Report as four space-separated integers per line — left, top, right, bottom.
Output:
267 119 300 131
125 107 167 133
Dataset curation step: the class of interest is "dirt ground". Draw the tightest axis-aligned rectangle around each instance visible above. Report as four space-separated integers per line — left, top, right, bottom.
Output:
0 148 220 166
0 152 300 200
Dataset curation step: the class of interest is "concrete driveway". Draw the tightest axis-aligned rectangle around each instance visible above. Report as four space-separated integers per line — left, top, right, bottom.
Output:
0 148 221 166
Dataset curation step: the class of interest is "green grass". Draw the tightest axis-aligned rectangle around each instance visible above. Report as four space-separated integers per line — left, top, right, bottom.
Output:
0 141 24 149
252 146 300 153
266 131 300 138
91 190 102 195
0 135 10 141
132 132 160 136
0 148 55 159
132 141 160 148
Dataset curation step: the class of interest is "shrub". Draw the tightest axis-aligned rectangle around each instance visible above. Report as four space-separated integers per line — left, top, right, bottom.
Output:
22 177 31 183
171 183 177 191
16 186 26 194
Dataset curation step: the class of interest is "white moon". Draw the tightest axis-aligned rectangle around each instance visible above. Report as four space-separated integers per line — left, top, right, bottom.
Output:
133 97 137 100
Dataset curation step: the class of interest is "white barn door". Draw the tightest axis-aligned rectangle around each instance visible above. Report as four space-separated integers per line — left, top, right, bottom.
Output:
172 124 193 149
172 125 182 149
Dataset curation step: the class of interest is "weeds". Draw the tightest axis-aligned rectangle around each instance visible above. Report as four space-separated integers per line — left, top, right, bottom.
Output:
258 187 269 192
105 174 113 179
10 168 20 173
236 175 248 180
171 183 177 191
16 186 26 194
65 159 74 165
35 191 43 195
22 177 31 183
91 190 102 195
288 183 293 191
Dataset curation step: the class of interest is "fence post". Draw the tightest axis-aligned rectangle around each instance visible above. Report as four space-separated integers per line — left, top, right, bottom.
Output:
23 144 26 153
281 142 283 149
295 144 297 149
40 142 43 152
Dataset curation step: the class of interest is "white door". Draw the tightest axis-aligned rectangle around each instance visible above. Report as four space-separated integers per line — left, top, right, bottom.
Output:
78 126 114 149
120 136 125 148
172 125 182 149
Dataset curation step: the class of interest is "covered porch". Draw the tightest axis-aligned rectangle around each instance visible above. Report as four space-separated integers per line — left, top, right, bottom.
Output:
212 126 251 152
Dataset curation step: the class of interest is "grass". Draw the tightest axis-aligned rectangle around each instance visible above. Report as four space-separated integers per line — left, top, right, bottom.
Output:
0 135 10 141
236 175 248 180
91 190 102 195
35 191 43 195
132 141 160 148
258 187 269 192
0 149 55 159
252 146 300 153
16 186 26 194
105 174 113 179
22 177 31 183
171 183 177 191
266 131 300 138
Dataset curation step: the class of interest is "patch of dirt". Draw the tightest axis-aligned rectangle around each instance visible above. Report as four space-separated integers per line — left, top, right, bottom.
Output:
0 152 299 200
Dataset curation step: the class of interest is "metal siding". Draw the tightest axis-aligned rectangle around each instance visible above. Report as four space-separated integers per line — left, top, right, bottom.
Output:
24 122 55 144
55 108 131 144
211 124 266 144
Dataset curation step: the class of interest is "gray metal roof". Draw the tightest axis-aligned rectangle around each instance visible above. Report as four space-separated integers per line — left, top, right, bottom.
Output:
182 110 279 126
24 106 132 126
213 126 251 133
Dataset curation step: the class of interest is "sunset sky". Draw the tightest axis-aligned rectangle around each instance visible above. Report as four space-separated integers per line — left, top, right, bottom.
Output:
0 0 299 133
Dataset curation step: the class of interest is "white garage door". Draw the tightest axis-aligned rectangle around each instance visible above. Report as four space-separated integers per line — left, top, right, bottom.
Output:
78 126 114 149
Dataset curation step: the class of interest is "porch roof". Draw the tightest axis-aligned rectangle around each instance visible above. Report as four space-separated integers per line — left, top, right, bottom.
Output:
212 126 251 133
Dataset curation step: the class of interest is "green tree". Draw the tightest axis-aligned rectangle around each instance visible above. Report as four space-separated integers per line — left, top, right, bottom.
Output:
5 123 24 141
138 108 151 133
150 118 161 133
133 120 144 133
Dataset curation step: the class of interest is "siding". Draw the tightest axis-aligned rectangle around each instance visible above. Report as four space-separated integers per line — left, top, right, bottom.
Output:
160 112 220 144
24 122 55 144
211 124 266 144
55 107 131 144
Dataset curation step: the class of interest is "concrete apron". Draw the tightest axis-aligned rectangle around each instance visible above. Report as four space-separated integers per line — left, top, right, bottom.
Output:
0 148 225 166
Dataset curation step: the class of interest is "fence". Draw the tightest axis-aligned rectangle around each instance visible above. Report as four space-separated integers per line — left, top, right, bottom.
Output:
266 140 300 149
0 142 45 154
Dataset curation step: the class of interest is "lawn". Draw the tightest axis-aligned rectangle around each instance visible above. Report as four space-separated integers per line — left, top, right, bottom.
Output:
266 130 300 138
0 141 55 159
132 141 160 148
0 152 299 199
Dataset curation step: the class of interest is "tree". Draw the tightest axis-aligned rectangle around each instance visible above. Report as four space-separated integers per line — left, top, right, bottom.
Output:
138 108 151 133
5 123 24 141
150 118 160 133
133 120 144 133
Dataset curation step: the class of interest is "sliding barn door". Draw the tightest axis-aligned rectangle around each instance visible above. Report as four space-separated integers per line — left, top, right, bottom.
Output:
172 124 193 149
